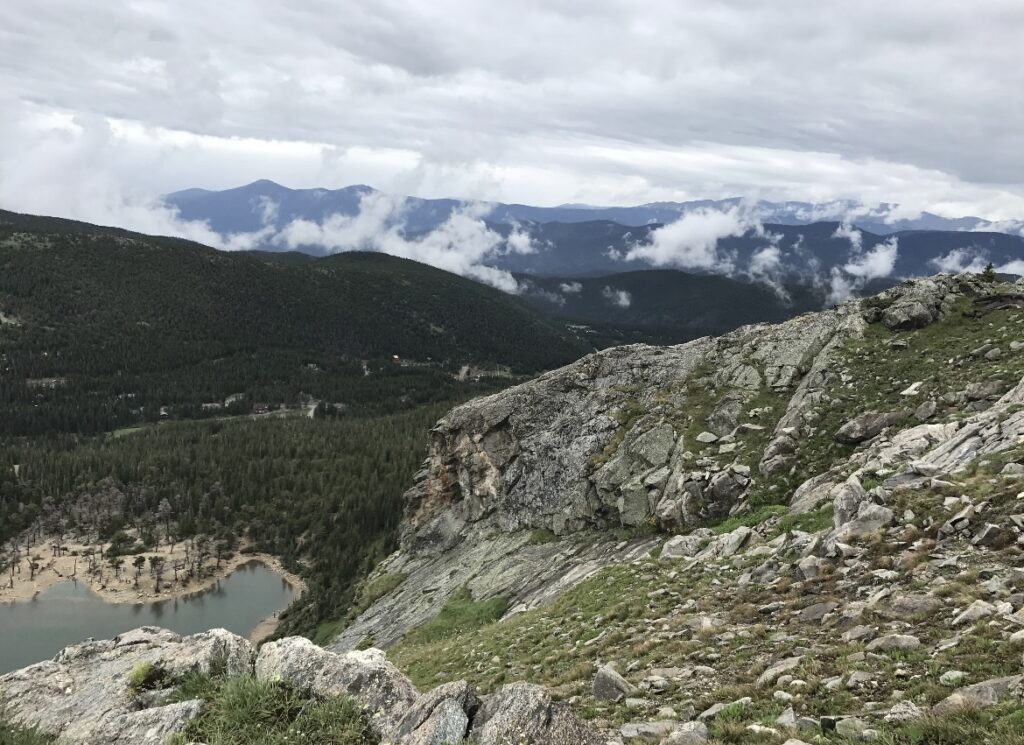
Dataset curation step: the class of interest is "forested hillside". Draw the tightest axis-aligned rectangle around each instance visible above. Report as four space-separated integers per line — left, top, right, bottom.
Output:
0 403 467 639
0 209 588 436
518 269 843 341
0 211 592 640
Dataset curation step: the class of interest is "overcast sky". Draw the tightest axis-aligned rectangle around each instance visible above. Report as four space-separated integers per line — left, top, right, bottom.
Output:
3 0 1024 226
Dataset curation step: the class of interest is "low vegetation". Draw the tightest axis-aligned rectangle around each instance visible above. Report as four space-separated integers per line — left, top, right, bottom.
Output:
168 677 377 745
0 715 54 745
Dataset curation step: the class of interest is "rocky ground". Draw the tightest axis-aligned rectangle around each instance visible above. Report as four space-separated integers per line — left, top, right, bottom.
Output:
0 626 601 744
335 273 1024 743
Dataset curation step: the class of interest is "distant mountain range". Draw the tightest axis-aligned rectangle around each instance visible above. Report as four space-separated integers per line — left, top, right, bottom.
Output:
167 180 998 235
164 181 1024 284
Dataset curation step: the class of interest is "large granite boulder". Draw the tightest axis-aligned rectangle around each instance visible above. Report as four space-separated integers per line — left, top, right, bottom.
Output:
0 626 254 744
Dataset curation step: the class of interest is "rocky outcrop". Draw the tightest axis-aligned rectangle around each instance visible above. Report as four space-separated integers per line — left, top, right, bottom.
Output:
0 627 253 744
1 628 601 745
334 273 1013 651
256 635 601 745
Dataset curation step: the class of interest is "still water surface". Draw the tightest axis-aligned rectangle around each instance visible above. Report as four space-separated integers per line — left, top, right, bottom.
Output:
0 561 295 674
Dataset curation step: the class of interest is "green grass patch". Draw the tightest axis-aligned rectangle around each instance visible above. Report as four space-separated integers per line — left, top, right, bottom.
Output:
529 528 558 545
0 715 55 745
710 504 787 534
400 586 509 647
873 704 1024 745
126 661 168 693
109 425 147 439
310 571 410 646
774 503 835 535
170 677 376 745
310 619 346 647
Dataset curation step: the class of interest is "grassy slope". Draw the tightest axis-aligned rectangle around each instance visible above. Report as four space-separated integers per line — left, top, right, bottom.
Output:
387 290 1024 744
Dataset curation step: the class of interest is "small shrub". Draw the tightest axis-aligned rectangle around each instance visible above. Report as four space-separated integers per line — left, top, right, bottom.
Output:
529 528 558 545
127 661 168 693
0 712 55 745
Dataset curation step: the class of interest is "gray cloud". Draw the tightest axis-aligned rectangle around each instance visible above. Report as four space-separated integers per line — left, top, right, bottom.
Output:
601 286 632 308
3 1 1024 226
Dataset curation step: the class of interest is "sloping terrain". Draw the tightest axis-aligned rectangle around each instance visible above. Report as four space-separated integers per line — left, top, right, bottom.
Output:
164 181 996 236
332 272 1024 743
517 269 840 342
0 209 588 435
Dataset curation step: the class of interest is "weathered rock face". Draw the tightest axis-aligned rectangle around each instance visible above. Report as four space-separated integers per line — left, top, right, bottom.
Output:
0 627 253 744
2 628 601 745
334 273 1010 651
404 308 866 553
255 637 602 745
255 636 419 732
834 410 908 445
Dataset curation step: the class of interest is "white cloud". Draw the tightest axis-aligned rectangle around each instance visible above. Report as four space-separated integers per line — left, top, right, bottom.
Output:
601 286 632 308
826 237 900 303
275 191 522 292
5 2 1024 221
930 247 990 273
997 259 1024 275
559 281 583 294
749 244 782 276
624 206 756 272
842 237 899 279
504 223 540 254
832 222 863 252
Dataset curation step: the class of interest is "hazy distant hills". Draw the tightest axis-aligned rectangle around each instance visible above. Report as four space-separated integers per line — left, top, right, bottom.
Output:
164 181 1024 281
166 180 993 235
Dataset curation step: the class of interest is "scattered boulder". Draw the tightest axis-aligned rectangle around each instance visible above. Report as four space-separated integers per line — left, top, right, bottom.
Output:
835 411 907 445
594 663 637 702
951 600 996 626
883 594 942 619
698 697 751 721
932 675 1024 715
620 720 677 742
939 670 967 686
757 656 803 687
885 700 924 723
834 717 868 738
800 601 838 623
914 399 937 421
835 502 895 540
940 504 975 536
866 634 921 653
394 680 480 745
256 637 418 735
661 529 713 559
470 682 604 744
662 721 710 744
965 380 1005 401
842 625 876 644
972 523 1007 547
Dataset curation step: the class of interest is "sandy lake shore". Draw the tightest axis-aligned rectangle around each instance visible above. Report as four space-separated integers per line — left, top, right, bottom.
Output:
0 538 306 641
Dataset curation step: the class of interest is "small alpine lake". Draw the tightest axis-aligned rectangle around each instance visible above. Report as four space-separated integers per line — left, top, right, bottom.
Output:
0 560 296 674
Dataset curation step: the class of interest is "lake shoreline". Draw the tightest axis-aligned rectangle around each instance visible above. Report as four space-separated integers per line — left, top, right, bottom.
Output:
1 547 305 610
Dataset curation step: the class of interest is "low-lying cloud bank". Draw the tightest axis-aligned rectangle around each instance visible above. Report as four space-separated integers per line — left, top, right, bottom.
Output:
271 192 536 293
